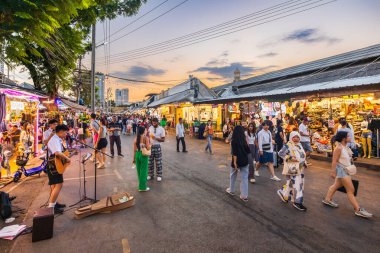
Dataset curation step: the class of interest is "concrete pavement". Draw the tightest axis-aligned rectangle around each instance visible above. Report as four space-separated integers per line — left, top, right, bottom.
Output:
4 133 380 253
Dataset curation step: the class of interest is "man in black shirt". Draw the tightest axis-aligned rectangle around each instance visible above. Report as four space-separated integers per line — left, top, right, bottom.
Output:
108 116 123 157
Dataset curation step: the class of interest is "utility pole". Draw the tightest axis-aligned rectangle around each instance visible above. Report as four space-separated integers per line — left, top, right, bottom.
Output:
90 23 96 112
77 55 82 103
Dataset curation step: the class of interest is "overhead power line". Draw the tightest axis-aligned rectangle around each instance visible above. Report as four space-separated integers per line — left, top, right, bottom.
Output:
95 0 337 65
103 0 304 60
106 74 187 86
99 0 189 47
96 0 171 45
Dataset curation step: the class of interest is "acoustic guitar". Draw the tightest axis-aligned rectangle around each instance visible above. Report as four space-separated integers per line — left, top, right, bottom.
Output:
55 150 78 174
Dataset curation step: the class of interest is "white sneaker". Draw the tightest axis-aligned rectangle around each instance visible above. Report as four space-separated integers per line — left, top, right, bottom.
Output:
254 170 260 177
147 175 152 180
270 176 281 181
355 208 373 218
249 178 256 183
322 199 339 208
157 177 162 182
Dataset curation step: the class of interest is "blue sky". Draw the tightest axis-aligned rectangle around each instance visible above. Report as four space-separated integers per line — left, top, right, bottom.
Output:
13 0 380 101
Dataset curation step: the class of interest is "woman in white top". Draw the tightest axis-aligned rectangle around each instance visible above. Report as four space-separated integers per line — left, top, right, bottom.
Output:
245 123 257 183
323 131 373 218
20 122 34 152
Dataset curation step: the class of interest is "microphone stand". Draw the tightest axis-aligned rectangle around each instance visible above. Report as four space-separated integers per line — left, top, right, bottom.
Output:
72 138 113 203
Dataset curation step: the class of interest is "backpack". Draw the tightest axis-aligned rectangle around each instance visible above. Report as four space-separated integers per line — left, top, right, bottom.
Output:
0 191 12 220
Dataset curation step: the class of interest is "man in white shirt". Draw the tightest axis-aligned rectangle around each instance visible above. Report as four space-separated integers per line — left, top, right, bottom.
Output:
46 124 71 214
148 118 166 182
256 122 281 181
299 117 313 165
43 119 58 147
176 118 188 153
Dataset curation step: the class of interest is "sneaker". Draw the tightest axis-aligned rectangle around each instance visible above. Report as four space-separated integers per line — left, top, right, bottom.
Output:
322 199 339 208
118 154 124 157
183 150 188 153
56 202 66 208
249 178 256 183
225 188 235 196
147 175 152 181
240 196 248 202
254 170 260 177
277 190 288 203
270 176 281 181
355 208 373 218
53 206 64 214
157 177 162 182
139 187 150 192
293 202 307 211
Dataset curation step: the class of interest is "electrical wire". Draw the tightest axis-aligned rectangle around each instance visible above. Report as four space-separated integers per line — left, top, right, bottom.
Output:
96 0 171 45
104 0 306 59
105 0 189 46
97 0 337 65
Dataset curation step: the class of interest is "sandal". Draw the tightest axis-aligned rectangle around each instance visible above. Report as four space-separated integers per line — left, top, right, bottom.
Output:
240 196 248 202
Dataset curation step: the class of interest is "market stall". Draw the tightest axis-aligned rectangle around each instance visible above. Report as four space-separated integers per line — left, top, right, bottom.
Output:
0 87 46 178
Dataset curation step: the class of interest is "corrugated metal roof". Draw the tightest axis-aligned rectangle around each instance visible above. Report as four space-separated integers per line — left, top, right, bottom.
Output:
148 90 193 108
198 74 380 103
213 44 380 92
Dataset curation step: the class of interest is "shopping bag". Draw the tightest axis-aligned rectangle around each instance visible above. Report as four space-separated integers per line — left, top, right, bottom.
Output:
337 179 359 196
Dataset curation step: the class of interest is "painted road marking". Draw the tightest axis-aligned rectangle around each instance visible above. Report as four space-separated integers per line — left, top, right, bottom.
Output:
114 169 123 180
122 238 130 253
64 174 114 181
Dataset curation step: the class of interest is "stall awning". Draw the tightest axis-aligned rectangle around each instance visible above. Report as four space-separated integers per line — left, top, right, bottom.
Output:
59 98 88 111
148 91 193 108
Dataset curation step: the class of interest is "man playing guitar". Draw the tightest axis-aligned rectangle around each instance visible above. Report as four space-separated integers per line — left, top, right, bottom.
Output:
46 124 70 214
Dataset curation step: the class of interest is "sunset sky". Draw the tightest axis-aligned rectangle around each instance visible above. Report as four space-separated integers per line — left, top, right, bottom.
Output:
13 0 380 102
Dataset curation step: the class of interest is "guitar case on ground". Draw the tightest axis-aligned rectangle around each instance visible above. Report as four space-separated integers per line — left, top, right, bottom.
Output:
74 192 135 219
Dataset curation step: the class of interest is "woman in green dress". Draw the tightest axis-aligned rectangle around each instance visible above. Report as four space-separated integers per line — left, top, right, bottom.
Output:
133 126 151 191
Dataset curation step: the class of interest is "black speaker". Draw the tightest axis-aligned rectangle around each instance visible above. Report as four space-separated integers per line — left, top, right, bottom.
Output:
32 208 54 242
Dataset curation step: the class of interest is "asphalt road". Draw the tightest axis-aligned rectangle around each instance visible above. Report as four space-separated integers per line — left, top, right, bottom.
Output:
7 133 380 253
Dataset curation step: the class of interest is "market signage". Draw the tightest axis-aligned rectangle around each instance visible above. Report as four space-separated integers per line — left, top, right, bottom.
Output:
10 101 24 110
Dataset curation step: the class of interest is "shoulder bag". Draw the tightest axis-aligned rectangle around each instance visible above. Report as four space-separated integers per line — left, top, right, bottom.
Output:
141 137 151 157
344 164 357 176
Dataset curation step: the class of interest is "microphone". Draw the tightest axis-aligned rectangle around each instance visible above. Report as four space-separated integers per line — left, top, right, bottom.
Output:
81 153 92 163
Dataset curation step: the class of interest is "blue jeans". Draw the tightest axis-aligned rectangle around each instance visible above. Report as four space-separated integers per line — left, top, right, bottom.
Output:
229 164 249 198
205 135 213 153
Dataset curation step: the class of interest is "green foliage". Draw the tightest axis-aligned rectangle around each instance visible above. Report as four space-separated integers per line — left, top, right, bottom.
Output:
0 0 146 96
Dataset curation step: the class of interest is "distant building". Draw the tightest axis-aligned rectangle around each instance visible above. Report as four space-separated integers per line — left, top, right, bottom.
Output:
115 88 129 106
95 73 105 108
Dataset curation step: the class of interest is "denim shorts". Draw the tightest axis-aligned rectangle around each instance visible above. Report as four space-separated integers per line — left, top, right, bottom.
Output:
361 131 372 139
301 141 313 152
336 164 349 178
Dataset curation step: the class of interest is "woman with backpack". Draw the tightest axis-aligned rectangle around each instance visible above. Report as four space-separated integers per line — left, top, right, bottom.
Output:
322 131 372 218
226 125 251 202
